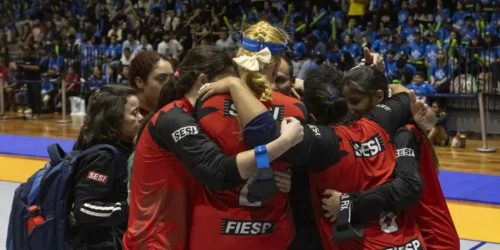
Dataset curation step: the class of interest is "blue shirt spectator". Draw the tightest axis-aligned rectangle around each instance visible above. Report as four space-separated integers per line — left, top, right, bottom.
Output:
341 35 362 61
480 46 498 64
369 0 384 12
409 33 427 61
396 59 417 85
402 20 419 41
292 41 308 61
384 50 399 82
87 67 107 90
407 73 437 100
429 51 452 88
397 1 410 24
452 2 467 28
326 41 341 64
437 26 450 42
372 33 391 55
362 27 378 45
106 36 123 61
460 16 478 42
41 80 55 93
434 6 450 23
389 36 411 58
425 35 440 64
484 23 497 39
48 54 65 72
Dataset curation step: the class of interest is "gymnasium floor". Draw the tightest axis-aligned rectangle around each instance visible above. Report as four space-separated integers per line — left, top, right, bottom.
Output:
1 114 499 249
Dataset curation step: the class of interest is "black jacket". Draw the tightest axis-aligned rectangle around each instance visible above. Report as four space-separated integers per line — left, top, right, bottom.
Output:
69 144 130 250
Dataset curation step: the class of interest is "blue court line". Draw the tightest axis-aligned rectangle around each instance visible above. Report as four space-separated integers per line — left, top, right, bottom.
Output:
2 134 500 205
470 242 487 250
0 134 75 158
439 170 500 205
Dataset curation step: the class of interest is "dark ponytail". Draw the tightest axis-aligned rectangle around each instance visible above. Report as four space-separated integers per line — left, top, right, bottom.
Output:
157 71 199 110
342 65 389 100
303 65 349 125
156 45 234 111
135 45 234 141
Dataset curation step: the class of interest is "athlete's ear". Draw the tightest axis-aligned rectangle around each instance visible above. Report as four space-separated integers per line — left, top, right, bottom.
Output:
271 58 281 81
195 73 208 88
134 77 146 90
374 89 385 103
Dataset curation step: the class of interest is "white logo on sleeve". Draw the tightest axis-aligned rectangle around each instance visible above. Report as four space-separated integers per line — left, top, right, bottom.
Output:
171 126 199 142
396 148 415 158
307 125 321 137
376 104 391 111
351 134 386 158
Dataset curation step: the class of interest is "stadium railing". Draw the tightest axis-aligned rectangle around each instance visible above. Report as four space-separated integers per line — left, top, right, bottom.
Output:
424 47 498 152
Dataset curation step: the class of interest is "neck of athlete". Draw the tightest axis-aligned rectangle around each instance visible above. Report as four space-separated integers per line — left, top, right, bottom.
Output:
137 93 153 114
184 83 202 106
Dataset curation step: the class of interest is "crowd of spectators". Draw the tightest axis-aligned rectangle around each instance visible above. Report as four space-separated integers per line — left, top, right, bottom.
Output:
0 0 498 119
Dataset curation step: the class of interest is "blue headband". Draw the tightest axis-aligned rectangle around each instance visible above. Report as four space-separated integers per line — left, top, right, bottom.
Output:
241 36 287 55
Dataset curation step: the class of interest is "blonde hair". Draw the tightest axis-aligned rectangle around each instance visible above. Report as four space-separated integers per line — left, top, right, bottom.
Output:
236 21 289 101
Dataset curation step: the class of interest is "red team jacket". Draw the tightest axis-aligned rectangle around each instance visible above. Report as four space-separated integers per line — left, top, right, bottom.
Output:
124 99 199 250
308 119 425 250
192 91 306 250
407 125 460 249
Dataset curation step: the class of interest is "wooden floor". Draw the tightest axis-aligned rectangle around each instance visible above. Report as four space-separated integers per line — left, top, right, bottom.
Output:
0 112 83 139
1 112 499 175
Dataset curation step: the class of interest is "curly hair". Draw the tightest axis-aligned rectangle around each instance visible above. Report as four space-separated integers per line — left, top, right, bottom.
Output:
236 21 289 101
128 50 176 89
74 85 137 150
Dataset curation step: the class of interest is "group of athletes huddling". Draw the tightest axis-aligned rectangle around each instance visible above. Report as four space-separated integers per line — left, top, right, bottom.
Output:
124 21 459 250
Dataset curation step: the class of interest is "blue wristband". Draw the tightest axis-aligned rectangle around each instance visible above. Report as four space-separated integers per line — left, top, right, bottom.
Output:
254 145 270 169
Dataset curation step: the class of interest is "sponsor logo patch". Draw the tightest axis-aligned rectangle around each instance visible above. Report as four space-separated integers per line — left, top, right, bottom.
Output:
308 125 321 137
224 99 238 117
396 148 415 158
384 237 424 250
221 219 276 235
376 104 391 111
339 193 350 211
351 134 386 158
223 99 285 121
269 105 285 121
87 171 108 184
171 126 199 142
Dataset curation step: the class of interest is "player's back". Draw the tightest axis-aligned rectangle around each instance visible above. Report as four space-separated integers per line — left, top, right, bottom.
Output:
308 118 424 250
124 99 199 250
407 125 459 249
190 92 306 250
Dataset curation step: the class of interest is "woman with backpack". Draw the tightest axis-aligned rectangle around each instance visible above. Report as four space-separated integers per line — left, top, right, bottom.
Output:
69 85 144 249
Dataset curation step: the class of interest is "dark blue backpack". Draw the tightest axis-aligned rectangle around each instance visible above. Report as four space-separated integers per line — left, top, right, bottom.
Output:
7 143 120 250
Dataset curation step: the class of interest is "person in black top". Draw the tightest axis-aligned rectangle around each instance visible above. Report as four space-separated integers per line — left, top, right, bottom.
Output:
17 43 42 119
69 85 144 250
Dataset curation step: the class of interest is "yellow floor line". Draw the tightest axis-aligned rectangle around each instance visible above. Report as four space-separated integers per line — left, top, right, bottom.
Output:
1 155 500 243
448 201 500 243
0 156 46 183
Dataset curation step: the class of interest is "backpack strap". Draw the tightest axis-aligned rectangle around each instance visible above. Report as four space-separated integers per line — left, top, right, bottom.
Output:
47 143 66 166
27 164 50 206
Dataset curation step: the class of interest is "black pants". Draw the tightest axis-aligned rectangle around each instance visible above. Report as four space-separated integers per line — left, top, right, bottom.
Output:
492 61 500 91
288 166 323 250
27 81 42 115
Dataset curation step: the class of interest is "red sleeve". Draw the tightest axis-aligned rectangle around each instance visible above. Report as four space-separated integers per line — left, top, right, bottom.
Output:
270 92 308 122
196 94 248 155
